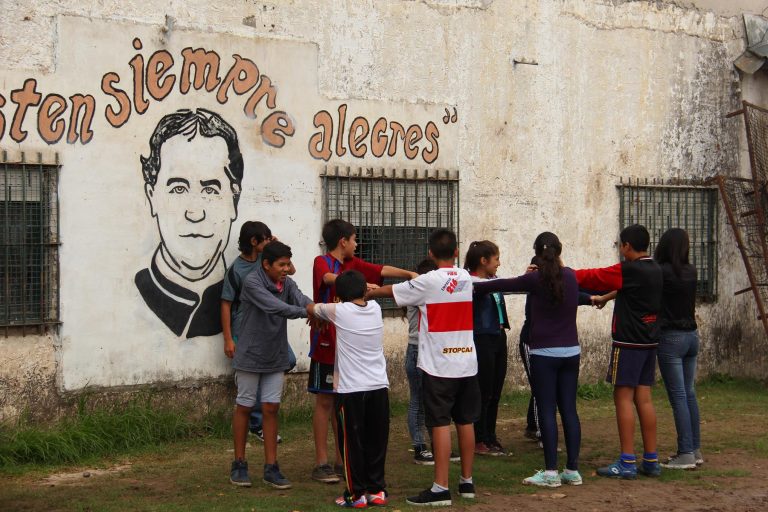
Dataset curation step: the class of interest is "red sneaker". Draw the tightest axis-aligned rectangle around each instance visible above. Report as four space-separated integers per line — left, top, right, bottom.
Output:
367 490 388 506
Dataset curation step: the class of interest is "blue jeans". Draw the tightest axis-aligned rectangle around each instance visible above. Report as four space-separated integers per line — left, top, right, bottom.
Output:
249 344 297 432
405 344 429 447
657 330 701 454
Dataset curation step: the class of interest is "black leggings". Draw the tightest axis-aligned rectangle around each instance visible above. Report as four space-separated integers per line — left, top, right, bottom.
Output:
529 354 581 470
473 331 508 444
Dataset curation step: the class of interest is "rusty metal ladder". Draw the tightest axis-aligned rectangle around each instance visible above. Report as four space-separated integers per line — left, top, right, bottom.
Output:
710 101 768 337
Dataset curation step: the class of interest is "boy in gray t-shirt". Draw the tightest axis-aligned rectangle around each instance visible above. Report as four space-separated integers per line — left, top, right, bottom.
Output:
229 241 315 490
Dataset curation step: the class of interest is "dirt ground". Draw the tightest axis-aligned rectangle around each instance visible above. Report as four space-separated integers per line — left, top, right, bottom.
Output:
1 379 767 511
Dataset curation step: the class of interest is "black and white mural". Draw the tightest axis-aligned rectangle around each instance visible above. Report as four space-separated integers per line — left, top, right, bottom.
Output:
135 109 242 338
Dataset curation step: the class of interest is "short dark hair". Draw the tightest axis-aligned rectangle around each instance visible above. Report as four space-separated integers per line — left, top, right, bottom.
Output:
140 108 244 195
429 229 457 260
262 241 292 264
416 258 438 275
238 221 272 253
620 224 650 252
322 219 356 250
335 270 367 302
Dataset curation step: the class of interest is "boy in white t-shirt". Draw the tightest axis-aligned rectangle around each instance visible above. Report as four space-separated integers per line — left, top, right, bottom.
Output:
314 270 390 508
367 229 479 507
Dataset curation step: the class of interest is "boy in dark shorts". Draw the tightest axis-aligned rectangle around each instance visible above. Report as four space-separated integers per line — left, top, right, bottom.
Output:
230 241 315 490
368 229 479 506
309 219 416 483
575 224 663 479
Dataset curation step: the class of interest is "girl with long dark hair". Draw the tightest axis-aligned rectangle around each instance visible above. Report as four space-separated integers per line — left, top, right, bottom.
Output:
464 241 510 456
654 228 704 469
474 232 583 487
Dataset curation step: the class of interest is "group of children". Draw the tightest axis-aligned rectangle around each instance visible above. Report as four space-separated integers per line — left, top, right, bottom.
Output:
223 219 700 507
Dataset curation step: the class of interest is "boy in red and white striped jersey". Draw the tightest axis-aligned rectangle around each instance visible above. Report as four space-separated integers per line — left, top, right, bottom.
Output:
368 229 479 507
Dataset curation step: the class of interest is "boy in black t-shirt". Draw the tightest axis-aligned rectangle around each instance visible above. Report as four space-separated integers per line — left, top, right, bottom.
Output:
575 224 663 479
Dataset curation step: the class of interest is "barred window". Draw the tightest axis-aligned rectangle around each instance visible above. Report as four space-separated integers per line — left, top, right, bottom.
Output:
1 154 60 332
618 180 718 300
322 166 459 310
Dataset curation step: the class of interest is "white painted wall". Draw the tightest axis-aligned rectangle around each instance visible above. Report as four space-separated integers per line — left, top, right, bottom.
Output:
1 1 766 412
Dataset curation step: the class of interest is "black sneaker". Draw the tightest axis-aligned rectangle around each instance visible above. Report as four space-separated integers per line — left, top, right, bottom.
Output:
406 488 452 506
252 428 283 444
263 462 292 489
449 451 461 462
524 428 540 442
414 445 435 465
230 459 252 487
458 482 475 498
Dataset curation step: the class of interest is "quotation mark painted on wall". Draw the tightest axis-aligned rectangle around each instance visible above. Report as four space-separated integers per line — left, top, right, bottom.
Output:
442 107 457 125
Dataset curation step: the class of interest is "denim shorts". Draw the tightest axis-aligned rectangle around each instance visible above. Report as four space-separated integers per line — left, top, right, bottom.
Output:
235 370 285 407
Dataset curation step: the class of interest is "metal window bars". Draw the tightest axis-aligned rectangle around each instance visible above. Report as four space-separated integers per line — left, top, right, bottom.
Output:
321 165 460 309
1 152 61 335
707 101 768 337
618 178 719 301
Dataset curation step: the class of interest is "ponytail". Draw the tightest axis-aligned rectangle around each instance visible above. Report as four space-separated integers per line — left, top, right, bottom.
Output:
533 232 564 305
464 240 500 273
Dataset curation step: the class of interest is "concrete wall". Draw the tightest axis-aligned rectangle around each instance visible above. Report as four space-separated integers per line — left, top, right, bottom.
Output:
1 0 766 421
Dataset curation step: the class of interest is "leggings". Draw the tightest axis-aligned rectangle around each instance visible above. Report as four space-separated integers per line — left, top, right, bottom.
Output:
529 354 581 470
473 331 508 444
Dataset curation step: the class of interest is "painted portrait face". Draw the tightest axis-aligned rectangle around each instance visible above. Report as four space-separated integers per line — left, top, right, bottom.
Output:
145 135 238 280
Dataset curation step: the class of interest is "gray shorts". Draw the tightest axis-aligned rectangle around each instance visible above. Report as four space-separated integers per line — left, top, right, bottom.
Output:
235 370 285 407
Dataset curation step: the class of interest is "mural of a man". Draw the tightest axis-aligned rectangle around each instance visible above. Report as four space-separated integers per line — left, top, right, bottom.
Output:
135 109 243 338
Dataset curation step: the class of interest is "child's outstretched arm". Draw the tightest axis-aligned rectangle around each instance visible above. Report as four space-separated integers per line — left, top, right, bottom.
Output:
592 290 617 309
366 285 395 300
381 266 418 280
474 273 535 294
574 263 623 292
242 281 309 319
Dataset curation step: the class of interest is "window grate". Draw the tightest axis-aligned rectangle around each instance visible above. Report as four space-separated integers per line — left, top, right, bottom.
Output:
618 180 718 301
1 153 61 332
321 166 459 310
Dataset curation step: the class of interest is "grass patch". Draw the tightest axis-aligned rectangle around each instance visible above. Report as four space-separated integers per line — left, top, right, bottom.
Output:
577 380 614 401
0 395 231 469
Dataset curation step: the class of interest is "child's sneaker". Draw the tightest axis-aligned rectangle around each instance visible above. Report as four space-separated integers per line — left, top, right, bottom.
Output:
596 460 637 479
449 451 461 462
312 463 340 483
524 428 540 442
366 490 388 506
334 463 345 478
335 493 367 508
406 488 451 506
661 452 697 470
252 428 283 444
638 460 661 477
487 439 506 456
559 470 583 485
229 459 252 487
474 442 492 455
263 463 292 489
414 446 435 465
523 470 562 488
458 482 475 498
694 449 704 466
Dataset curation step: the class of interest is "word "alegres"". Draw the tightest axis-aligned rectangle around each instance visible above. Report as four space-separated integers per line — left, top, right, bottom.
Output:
309 104 440 164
